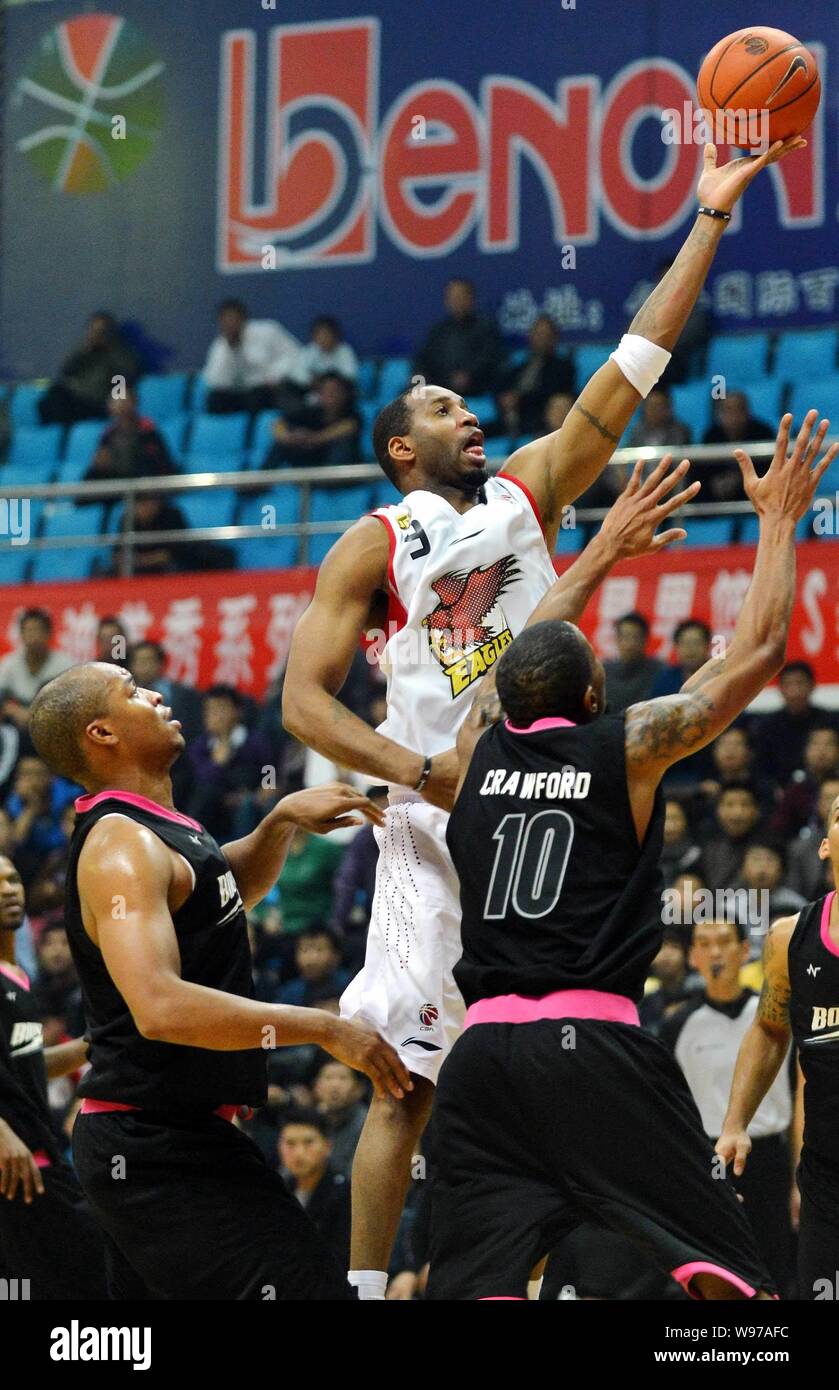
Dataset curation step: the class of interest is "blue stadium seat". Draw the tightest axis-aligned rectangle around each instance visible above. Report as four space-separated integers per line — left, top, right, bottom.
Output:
736 379 785 430
10 383 45 428
248 411 280 466
137 373 189 419
6 425 63 477
65 419 106 466
681 517 734 547
789 376 839 432
234 487 301 569
554 526 583 554
377 357 412 402
671 381 712 440
180 452 245 477
0 463 54 491
189 375 211 414
307 484 374 564
0 500 43 583
158 413 190 462
466 395 498 427
357 357 379 400
705 333 770 383
0 546 32 585
371 479 401 509
31 503 105 581
175 488 238 530
737 513 810 546
188 412 250 456
359 400 381 461
573 343 612 383
773 328 839 382
484 437 512 461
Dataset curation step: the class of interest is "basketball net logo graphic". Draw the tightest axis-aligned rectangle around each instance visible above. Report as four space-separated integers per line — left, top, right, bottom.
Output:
15 14 165 194
421 556 520 699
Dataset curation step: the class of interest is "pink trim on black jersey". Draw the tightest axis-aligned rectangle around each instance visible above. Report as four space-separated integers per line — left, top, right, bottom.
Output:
0 959 30 990
497 470 546 538
504 716 577 733
369 511 409 636
464 989 639 1028
671 1261 762 1300
820 890 839 958
74 790 204 832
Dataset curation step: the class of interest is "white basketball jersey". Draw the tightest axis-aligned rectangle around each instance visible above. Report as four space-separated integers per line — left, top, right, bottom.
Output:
370 474 556 777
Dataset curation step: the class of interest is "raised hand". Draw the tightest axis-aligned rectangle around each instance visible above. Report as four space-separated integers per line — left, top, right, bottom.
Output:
697 136 807 214
599 454 700 559
275 781 386 834
735 410 838 523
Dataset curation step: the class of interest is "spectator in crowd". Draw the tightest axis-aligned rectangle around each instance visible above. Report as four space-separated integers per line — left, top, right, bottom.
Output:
602 612 664 712
113 494 219 577
5 756 75 887
95 615 128 666
277 1109 351 1268
661 917 794 1294
700 782 764 891
696 725 776 823
627 385 691 448
203 299 299 415
185 685 273 841
651 620 712 698
38 311 140 426
701 391 775 502
276 824 347 937
754 661 839 791
654 256 710 384
787 776 839 902
413 278 503 395
264 373 362 469
495 315 574 437
80 388 175 501
274 926 350 1008
313 1060 368 1181
0 610 72 733
771 725 839 841
639 926 701 1036
660 799 702 884
286 317 359 394
734 841 806 929
542 390 576 436
127 640 203 744
31 920 79 1025
25 802 76 924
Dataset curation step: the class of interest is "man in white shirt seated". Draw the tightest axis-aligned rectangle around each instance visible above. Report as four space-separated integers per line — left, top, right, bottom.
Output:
203 299 300 415
0 609 72 736
288 316 359 393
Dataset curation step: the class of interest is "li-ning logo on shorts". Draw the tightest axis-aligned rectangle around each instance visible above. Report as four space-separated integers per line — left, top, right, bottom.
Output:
422 556 520 699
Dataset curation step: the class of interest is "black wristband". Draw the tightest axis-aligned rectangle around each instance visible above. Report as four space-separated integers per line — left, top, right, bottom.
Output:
697 204 732 222
413 755 433 793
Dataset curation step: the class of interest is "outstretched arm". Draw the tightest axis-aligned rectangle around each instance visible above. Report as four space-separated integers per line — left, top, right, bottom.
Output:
502 138 805 551
715 915 796 1176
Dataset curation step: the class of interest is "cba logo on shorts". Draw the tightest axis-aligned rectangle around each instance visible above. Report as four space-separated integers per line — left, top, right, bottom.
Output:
419 1003 439 1028
401 1003 442 1052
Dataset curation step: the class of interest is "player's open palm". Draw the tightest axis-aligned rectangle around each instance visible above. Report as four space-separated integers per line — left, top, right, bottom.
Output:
327 1017 413 1101
599 454 699 558
697 137 806 213
276 781 386 834
714 1126 752 1178
735 409 838 522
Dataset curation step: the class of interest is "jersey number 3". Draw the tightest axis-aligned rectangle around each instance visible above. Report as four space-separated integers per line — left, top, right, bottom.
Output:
405 520 430 559
484 810 574 920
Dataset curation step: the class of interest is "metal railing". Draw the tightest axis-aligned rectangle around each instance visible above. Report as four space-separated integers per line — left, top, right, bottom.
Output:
0 438 834 574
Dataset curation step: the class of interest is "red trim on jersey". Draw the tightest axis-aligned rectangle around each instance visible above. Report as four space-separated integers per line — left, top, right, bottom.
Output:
369 511 409 635
820 891 839 957
74 790 204 832
0 960 30 990
497 470 546 538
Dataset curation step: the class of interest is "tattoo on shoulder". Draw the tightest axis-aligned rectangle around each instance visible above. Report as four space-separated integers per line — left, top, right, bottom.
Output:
757 923 792 1028
572 401 620 444
625 692 714 765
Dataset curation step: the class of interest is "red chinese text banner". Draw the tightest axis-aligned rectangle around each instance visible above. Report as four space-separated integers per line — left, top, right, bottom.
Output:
0 542 836 698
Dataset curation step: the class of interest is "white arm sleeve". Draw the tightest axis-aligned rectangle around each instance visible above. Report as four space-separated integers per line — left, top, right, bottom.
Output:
608 333 672 399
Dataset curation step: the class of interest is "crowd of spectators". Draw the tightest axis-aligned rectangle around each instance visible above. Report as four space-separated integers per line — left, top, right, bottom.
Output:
0 587 834 1295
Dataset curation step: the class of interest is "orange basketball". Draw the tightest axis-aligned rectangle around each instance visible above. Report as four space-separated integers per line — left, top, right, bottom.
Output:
697 26 821 147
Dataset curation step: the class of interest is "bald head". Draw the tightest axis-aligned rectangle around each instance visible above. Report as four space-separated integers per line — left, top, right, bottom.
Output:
29 663 114 783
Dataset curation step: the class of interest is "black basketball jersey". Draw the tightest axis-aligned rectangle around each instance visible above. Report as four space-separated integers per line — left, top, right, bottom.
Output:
64 791 267 1112
447 712 665 1007
788 890 839 1166
0 959 61 1160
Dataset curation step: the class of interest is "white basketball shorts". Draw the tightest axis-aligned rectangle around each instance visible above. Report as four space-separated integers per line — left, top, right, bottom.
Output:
339 793 466 1084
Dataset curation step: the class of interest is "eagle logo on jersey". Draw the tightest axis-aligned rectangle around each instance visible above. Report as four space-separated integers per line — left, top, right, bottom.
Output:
421 555 520 697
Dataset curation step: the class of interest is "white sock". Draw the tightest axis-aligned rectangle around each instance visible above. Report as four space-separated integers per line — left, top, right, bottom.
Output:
348 1269 388 1301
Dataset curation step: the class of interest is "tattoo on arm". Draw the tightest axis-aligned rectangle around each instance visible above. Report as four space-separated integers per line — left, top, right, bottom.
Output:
757 925 792 1030
629 221 716 340
625 692 715 765
572 401 620 445
469 688 503 729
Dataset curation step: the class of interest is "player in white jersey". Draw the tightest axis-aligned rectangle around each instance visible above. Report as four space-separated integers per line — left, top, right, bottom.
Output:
284 139 804 1297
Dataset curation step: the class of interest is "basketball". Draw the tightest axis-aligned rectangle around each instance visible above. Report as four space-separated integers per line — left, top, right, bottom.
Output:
697 26 821 146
